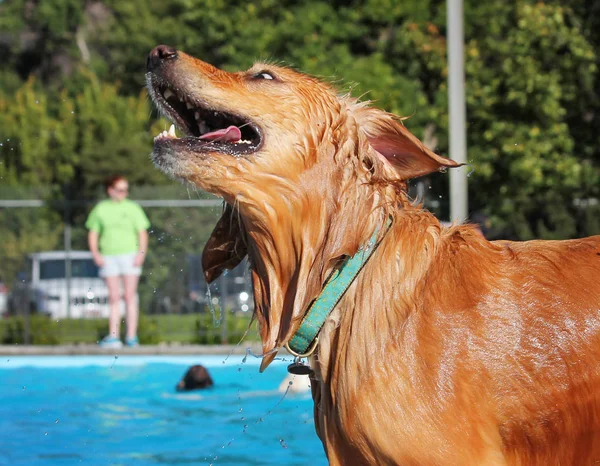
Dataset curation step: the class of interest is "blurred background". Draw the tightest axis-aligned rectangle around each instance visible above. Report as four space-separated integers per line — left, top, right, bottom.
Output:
0 0 599 344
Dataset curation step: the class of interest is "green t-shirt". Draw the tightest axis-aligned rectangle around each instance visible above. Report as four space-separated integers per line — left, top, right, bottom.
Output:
85 199 150 256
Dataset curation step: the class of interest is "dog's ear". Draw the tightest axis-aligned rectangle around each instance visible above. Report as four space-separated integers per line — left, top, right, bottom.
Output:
354 106 462 180
202 204 248 284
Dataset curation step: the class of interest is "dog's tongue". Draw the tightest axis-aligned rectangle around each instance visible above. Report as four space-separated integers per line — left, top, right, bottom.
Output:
199 125 241 143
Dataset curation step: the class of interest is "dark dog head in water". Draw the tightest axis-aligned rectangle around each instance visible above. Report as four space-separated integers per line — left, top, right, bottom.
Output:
176 365 214 391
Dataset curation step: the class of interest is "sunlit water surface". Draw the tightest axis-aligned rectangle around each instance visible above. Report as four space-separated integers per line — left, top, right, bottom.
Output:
0 355 327 466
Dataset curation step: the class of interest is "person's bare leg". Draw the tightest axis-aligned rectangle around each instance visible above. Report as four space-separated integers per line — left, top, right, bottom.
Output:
105 275 122 339
123 274 140 339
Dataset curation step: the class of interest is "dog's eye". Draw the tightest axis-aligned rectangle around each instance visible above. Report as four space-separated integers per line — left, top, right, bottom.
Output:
253 71 275 81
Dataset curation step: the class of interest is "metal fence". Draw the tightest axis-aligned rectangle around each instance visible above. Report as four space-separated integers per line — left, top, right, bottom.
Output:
0 186 256 345
0 181 447 345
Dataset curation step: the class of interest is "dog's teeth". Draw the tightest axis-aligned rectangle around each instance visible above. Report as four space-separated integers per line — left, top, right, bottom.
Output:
153 126 178 143
194 112 200 120
198 122 209 134
186 102 193 110
163 89 174 100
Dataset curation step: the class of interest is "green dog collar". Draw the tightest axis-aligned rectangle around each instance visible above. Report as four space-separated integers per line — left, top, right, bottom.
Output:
285 218 392 357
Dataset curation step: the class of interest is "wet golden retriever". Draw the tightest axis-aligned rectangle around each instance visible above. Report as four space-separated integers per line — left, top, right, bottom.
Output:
146 45 600 465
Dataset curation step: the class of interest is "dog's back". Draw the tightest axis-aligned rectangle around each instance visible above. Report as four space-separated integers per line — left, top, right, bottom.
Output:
310 209 600 465
423 230 600 463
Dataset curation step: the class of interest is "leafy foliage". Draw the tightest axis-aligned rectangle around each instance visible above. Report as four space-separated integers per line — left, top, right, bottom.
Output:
1 315 60 345
193 312 259 344
94 313 161 344
463 2 598 238
0 313 257 344
0 0 598 249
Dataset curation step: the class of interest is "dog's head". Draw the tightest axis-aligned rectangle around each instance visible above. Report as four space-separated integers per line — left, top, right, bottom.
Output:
146 46 460 367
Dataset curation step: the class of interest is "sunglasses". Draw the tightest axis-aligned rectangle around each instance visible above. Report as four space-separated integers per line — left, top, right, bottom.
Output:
112 187 129 193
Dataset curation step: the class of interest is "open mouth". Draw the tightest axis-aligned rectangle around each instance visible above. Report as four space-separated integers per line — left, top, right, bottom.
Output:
148 76 262 156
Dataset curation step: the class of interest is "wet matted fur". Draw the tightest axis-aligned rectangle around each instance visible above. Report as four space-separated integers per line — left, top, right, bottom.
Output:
147 45 600 465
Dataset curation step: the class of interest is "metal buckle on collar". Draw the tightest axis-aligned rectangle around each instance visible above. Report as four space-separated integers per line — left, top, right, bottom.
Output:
285 338 318 375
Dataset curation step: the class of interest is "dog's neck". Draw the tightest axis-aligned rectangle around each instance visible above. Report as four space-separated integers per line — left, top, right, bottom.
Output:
244 162 402 362
314 206 444 369
239 112 420 365
286 216 393 357
308 207 444 454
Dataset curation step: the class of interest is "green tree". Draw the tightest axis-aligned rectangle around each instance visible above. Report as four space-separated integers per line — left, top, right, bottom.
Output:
1 0 599 245
462 1 598 238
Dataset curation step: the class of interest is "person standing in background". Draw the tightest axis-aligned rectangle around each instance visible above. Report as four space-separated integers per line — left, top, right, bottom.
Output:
86 175 150 348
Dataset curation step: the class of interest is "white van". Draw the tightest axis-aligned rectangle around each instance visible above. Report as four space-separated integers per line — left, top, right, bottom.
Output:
9 251 110 319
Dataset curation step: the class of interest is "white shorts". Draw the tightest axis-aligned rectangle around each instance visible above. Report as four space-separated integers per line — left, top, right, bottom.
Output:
99 253 142 278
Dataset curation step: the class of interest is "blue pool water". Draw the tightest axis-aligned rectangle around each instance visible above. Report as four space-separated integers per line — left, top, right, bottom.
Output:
0 355 328 466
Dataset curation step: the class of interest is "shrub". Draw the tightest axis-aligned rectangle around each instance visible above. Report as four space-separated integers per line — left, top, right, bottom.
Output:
193 311 258 344
138 314 161 344
95 313 161 344
1 315 60 345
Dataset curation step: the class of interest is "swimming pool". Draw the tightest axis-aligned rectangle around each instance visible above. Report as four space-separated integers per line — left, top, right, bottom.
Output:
0 354 328 466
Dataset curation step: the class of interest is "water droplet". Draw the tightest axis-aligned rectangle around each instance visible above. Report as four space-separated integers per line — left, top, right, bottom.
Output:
279 439 288 449
206 287 222 326
55 419 59 424
44 432 48 436
22 386 26 391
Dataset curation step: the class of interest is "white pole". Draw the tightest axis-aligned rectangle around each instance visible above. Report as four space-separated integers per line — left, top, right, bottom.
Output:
447 0 468 223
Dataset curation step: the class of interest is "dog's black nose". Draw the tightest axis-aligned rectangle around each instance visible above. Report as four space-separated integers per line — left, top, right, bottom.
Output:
147 45 178 72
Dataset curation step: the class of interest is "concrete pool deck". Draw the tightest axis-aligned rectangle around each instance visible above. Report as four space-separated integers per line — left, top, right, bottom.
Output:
0 343 271 356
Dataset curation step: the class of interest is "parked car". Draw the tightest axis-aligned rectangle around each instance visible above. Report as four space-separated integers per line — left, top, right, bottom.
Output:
188 255 253 314
158 254 254 314
8 251 110 319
